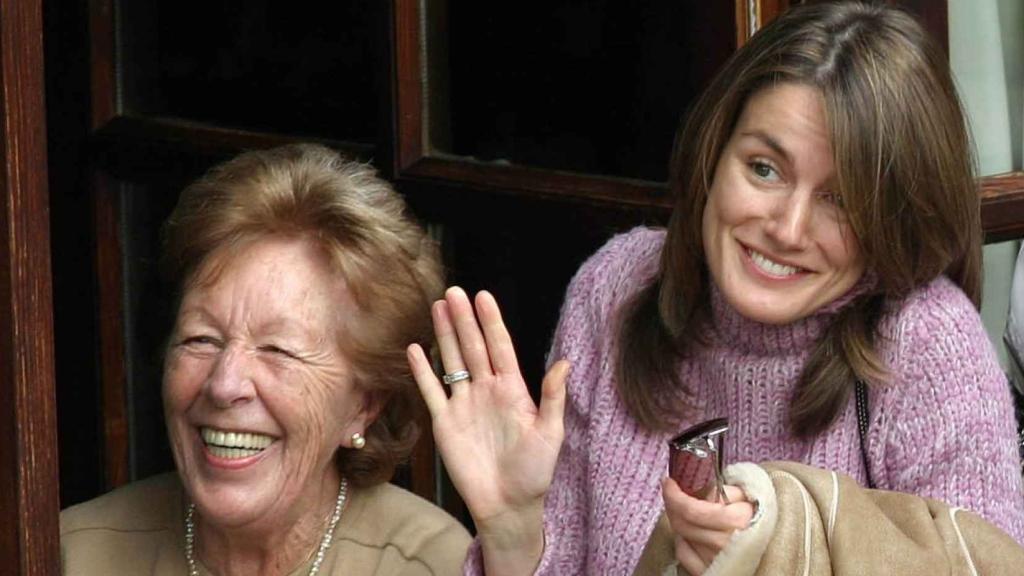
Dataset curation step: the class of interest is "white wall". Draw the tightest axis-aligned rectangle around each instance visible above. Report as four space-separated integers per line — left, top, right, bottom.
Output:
949 0 1023 367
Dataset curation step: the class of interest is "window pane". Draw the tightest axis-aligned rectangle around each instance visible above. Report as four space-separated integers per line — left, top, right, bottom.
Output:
427 1 735 182
119 0 382 142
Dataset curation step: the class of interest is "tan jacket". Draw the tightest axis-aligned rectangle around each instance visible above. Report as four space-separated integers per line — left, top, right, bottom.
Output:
61 473 471 575
636 461 1024 575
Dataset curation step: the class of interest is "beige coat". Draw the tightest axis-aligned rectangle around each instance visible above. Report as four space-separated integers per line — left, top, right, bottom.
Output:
636 461 1024 575
61 473 471 575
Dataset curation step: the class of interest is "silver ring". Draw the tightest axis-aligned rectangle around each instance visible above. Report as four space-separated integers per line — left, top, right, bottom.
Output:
442 369 471 385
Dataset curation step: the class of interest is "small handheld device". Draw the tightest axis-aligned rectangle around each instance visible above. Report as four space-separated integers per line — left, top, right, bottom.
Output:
668 417 730 503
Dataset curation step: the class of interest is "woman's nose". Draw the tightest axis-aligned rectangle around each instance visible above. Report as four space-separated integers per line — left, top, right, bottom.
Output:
766 191 812 249
204 345 256 408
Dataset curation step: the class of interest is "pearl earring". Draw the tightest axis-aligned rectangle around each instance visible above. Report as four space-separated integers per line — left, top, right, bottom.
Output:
351 432 366 450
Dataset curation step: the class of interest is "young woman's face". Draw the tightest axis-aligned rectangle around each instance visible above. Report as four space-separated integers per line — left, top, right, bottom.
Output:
702 83 865 325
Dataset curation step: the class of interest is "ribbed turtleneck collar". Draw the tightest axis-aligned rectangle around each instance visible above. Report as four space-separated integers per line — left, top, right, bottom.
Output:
706 272 877 356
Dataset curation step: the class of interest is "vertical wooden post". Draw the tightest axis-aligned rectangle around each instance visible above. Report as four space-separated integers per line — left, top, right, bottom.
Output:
93 171 129 489
0 0 60 574
88 0 131 491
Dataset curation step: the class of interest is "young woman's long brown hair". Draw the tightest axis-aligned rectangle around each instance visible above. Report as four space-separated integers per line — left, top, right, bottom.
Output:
617 2 980 436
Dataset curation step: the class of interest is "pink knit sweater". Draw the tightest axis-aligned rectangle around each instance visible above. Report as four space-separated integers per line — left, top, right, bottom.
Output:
465 227 1024 575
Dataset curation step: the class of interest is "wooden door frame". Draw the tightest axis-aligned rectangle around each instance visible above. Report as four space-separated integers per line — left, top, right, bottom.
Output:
0 0 60 574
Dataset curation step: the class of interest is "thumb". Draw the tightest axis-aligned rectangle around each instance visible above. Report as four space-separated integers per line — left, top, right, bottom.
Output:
538 359 570 442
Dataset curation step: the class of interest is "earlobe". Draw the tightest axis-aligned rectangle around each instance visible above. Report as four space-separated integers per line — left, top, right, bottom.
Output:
350 432 366 450
340 389 385 449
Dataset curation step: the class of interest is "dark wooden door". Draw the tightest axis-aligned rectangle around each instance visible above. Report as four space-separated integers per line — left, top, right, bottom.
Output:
0 0 60 574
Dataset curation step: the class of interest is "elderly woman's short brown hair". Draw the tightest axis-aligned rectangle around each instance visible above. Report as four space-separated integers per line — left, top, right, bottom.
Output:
161 143 443 487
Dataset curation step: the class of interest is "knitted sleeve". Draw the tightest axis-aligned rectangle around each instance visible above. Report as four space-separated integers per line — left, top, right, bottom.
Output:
870 276 1024 545
462 227 666 575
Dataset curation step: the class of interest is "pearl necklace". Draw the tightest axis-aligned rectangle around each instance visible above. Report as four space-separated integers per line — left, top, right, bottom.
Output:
184 477 349 576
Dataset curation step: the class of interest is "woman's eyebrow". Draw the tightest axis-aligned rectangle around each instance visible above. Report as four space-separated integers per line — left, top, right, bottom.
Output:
738 130 791 164
256 317 317 341
176 306 215 325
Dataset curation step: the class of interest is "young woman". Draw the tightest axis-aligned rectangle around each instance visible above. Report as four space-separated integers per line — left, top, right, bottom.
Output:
407 3 1024 574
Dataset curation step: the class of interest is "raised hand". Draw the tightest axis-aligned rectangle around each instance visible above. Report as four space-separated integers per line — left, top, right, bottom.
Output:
662 479 754 575
407 287 569 575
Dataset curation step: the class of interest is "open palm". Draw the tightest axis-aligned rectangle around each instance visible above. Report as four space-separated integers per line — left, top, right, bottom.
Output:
407 287 568 528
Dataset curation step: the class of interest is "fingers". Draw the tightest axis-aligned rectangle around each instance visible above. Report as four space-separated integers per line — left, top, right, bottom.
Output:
665 478 755 572
474 290 520 376
674 534 706 576
432 299 470 396
674 520 735 552
693 484 747 505
691 541 720 568
663 478 754 556
716 485 748 505
407 344 446 415
663 478 754 532
444 287 493 378
538 360 569 442
435 287 523 382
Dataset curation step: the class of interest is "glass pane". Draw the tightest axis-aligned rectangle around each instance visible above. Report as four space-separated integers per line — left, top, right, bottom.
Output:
118 1 383 142
119 177 190 481
426 1 736 182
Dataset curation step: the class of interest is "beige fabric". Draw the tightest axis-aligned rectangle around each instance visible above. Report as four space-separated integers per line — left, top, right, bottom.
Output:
634 512 677 576
633 463 779 576
60 473 471 575
634 461 1024 576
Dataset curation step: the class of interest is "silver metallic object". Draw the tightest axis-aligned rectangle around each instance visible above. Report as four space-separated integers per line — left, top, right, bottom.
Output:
442 369 471 385
668 417 730 504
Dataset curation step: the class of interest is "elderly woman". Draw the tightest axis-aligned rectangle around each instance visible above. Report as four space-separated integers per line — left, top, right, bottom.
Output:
61 144 471 575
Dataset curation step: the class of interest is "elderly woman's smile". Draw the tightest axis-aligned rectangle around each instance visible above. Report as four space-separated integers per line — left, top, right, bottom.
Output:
163 236 372 530
200 427 276 460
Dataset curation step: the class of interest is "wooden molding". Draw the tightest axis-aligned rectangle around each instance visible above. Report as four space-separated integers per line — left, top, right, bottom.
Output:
402 156 672 209
90 115 374 180
980 171 1024 243
93 171 129 489
735 0 791 48
394 0 424 172
88 0 117 128
0 0 60 573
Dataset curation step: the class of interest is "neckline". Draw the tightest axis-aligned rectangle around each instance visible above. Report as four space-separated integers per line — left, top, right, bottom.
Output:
706 272 877 355
180 477 350 576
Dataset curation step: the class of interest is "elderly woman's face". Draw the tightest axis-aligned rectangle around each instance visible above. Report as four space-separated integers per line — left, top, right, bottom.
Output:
163 237 372 529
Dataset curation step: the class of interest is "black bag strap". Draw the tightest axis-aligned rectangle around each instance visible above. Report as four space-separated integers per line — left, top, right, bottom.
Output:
856 380 875 489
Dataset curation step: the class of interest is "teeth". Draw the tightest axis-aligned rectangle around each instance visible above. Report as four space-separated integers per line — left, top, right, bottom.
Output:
207 445 263 459
201 427 275 451
749 249 800 277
